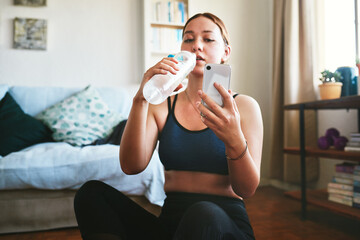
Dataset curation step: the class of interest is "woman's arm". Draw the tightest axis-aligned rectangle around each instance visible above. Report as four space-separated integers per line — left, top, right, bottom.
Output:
119 57 180 175
119 95 158 175
226 95 263 198
197 83 263 198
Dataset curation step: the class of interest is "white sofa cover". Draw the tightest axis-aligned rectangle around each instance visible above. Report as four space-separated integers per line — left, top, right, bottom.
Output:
0 84 165 233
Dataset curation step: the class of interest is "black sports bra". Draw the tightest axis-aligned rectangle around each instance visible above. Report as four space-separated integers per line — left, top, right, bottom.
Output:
158 95 229 175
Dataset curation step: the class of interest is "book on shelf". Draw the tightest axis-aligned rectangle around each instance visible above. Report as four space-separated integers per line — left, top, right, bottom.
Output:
332 176 353 185
327 182 353 191
153 1 187 24
350 132 360 138
354 192 360 209
327 186 353 197
354 169 360 183
335 162 357 173
344 146 360 152
326 163 360 208
349 136 360 142
334 171 354 179
346 141 360 147
354 175 360 182
328 193 353 206
151 27 183 53
353 202 360 209
355 165 360 174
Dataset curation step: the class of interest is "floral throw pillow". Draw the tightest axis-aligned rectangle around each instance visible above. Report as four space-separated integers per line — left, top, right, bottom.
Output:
36 85 124 146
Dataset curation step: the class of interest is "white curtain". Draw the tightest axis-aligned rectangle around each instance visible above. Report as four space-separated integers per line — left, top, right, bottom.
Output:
270 0 319 183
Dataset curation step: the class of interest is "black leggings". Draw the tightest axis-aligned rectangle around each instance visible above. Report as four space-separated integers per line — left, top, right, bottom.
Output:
74 180 255 240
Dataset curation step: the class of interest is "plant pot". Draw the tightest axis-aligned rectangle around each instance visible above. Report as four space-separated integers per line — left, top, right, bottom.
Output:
318 82 343 100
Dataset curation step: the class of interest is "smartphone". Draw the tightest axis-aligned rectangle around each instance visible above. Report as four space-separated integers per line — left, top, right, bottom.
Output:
202 63 231 108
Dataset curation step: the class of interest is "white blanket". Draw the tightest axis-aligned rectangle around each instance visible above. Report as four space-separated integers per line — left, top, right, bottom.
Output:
0 142 165 206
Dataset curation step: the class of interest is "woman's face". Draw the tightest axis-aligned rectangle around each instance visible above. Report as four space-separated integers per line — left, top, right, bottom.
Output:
181 16 230 77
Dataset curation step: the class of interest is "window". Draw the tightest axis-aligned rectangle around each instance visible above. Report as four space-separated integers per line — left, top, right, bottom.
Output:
356 0 359 61
319 0 356 72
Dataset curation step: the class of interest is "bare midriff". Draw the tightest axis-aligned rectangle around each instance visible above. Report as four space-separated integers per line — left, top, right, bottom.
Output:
164 170 242 200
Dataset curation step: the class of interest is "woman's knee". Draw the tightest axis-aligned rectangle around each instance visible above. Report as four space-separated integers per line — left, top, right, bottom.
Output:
174 201 239 239
177 201 227 231
74 180 107 210
185 201 225 223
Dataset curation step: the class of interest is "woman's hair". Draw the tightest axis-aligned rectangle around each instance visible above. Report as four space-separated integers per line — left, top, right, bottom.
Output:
182 12 230 46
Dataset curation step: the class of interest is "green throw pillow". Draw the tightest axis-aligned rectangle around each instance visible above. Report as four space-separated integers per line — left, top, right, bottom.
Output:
0 92 53 156
36 85 124 146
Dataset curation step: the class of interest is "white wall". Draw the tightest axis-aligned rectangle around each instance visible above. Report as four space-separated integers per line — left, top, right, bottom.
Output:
0 0 143 87
0 0 273 180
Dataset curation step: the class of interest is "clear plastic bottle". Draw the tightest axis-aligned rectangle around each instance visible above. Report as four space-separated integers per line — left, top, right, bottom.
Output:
143 51 196 105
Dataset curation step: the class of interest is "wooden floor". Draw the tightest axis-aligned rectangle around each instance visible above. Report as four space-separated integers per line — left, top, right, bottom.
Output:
0 186 359 240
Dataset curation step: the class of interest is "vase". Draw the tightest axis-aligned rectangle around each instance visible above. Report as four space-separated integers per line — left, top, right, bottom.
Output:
336 67 357 96
318 82 343 100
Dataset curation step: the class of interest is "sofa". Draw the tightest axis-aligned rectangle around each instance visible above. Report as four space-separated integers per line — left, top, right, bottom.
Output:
0 84 165 234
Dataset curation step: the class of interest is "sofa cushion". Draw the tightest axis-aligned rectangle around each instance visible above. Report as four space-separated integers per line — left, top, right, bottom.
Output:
0 142 166 206
0 84 9 100
8 85 133 117
36 85 125 146
0 93 53 156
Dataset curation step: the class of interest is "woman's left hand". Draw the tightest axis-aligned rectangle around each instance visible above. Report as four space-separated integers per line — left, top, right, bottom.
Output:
198 82 263 198
196 82 244 146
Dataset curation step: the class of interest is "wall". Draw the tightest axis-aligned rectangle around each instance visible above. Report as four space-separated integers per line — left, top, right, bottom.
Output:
0 0 273 180
0 0 143 87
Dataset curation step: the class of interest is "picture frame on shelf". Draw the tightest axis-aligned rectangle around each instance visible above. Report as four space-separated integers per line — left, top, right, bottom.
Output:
13 17 47 51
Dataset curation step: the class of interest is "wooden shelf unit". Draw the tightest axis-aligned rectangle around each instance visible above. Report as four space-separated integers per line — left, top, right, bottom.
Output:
285 189 360 220
284 146 360 161
284 94 360 110
283 95 360 220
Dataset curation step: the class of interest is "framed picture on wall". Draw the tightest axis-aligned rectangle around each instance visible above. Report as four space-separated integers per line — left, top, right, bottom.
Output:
13 17 47 50
14 0 47 7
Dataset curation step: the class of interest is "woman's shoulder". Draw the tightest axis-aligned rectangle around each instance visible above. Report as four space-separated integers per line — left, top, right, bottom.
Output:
231 95 262 135
233 93 262 120
233 94 260 108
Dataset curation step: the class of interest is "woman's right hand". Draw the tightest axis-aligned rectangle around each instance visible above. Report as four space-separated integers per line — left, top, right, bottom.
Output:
134 57 180 101
122 57 180 174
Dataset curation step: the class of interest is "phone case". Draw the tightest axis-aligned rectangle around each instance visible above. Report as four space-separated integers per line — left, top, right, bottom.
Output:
202 63 231 107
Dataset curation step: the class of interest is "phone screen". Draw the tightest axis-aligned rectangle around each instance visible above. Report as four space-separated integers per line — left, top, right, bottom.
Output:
202 64 231 108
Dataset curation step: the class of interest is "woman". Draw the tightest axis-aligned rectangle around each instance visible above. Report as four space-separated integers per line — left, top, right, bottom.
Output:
74 12 263 240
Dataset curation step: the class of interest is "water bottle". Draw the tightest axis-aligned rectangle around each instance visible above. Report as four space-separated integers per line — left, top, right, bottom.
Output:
143 51 196 105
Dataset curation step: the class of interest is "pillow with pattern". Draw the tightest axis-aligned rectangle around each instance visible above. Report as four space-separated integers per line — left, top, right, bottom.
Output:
36 85 125 146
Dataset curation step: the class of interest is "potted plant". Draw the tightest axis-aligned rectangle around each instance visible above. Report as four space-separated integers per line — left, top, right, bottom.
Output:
318 69 343 100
